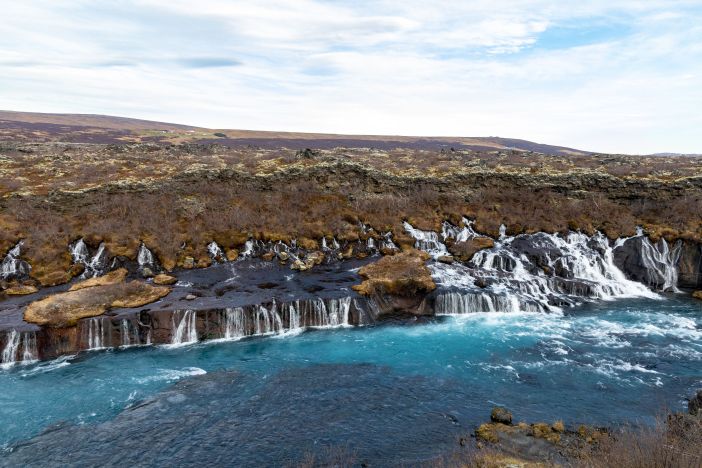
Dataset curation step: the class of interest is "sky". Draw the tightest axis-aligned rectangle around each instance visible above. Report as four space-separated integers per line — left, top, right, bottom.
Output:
1 1 702 154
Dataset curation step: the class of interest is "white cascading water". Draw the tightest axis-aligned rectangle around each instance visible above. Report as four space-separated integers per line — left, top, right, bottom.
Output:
138 243 155 268
171 310 198 345
71 241 110 278
120 318 143 347
1 330 38 367
380 232 398 251
84 317 110 349
240 240 255 258
88 243 109 276
631 228 682 292
223 307 248 339
207 241 225 263
404 220 663 315
1 242 30 280
441 217 480 242
70 238 90 265
403 221 448 257
254 303 283 335
220 297 353 341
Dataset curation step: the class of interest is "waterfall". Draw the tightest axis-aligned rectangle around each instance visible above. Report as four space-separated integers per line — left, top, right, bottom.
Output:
283 297 352 328
254 302 283 335
219 297 353 340
380 232 398 251
325 296 351 327
430 228 661 315
403 222 448 257
1 330 38 367
223 307 248 339
88 243 109 276
207 241 225 263
636 230 682 292
70 238 90 264
286 303 302 330
120 318 142 347
441 218 480 242
240 240 255 258
171 310 198 345
70 240 110 278
83 317 111 350
1 241 30 280
435 291 544 314
138 243 155 268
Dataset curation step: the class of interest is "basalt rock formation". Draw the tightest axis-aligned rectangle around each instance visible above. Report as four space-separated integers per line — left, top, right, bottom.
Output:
0 130 700 366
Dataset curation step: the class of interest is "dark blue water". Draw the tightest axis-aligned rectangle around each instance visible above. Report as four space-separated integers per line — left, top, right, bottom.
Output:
1 297 700 465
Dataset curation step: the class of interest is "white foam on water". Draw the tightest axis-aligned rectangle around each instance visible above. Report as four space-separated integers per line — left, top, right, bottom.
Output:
133 367 206 384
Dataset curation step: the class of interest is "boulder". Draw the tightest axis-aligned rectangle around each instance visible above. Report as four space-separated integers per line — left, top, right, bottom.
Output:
305 251 325 266
4 284 39 295
353 249 435 318
141 267 154 278
693 291 702 301
261 252 275 261
290 259 308 271
278 251 289 261
491 407 513 425
153 274 177 286
437 255 454 264
182 257 196 269
24 280 170 327
185 294 197 300
225 249 239 262
69 268 128 291
448 237 495 262
353 249 435 297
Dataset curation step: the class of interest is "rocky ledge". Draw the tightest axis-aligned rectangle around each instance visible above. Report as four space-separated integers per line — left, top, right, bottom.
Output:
0 218 700 366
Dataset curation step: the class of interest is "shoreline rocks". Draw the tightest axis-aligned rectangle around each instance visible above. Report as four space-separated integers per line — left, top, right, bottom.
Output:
24 279 170 327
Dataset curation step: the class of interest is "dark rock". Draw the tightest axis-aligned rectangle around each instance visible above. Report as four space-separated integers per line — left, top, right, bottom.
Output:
491 406 513 425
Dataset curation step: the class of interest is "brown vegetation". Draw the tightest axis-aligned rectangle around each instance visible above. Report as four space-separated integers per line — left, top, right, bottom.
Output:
0 141 700 289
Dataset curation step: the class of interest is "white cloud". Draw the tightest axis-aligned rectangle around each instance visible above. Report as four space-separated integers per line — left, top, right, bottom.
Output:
0 1 701 153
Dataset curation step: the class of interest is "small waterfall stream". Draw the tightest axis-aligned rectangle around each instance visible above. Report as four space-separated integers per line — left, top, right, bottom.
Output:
1 242 31 280
84 317 110 349
1 330 38 368
171 310 198 345
207 241 226 263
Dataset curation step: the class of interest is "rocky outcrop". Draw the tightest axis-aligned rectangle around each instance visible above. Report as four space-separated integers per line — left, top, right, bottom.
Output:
677 240 702 289
24 280 170 327
68 268 127 291
153 273 177 285
353 249 435 318
448 237 494 262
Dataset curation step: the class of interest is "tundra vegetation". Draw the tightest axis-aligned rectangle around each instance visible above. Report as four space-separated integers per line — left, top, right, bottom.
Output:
0 140 700 289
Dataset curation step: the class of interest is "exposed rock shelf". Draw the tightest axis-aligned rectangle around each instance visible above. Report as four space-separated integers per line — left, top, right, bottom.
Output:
0 222 701 367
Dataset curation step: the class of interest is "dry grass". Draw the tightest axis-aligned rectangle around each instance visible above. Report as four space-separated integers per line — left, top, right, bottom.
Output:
577 415 702 468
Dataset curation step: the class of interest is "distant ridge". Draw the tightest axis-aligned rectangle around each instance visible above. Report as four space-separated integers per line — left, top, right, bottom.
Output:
0 110 591 156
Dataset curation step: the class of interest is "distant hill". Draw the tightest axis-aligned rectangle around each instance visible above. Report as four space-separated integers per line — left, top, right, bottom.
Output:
0 110 590 156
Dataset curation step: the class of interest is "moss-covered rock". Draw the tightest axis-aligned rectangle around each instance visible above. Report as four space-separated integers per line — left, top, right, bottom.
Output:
353 249 435 297
24 280 170 327
69 268 127 291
